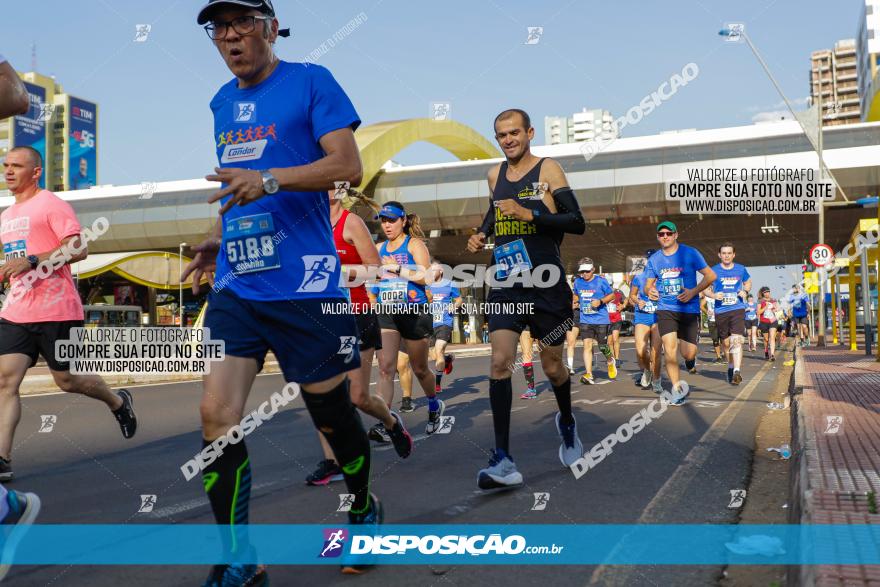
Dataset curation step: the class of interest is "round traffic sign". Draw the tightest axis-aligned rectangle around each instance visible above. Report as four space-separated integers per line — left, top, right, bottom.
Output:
809 244 834 267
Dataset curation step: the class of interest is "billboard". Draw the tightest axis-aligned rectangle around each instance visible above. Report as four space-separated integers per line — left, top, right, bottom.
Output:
67 96 97 191
10 81 48 188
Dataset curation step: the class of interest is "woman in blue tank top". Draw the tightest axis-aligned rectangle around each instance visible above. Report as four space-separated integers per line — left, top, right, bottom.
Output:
370 201 446 438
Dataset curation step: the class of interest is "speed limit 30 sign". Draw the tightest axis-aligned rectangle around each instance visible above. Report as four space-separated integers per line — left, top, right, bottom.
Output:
810 243 834 267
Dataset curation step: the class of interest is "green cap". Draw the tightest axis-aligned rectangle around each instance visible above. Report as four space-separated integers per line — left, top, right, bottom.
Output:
656 220 677 232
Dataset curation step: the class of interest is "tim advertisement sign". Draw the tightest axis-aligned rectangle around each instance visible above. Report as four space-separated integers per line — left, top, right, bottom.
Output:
68 97 97 191
11 81 47 188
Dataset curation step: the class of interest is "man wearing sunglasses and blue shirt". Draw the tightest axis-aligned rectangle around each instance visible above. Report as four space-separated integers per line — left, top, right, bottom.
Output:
644 221 716 405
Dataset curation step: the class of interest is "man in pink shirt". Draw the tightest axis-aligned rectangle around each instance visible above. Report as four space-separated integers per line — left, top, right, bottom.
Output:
0 144 137 482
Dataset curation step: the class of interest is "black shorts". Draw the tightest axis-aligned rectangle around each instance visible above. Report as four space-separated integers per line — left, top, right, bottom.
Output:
715 309 745 340
656 310 700 345
572 309 581 326
758 321 776 334
487 281 572 347
792 315 808 326
609 321 622 333
377 307 433 341
431 324 452 344
708 322 719 345
355 310 382 352
745 319 757 329
0 319 84 371
579 323 608 344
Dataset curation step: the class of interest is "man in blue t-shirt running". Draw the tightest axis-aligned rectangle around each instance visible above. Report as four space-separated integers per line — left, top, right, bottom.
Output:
644 221 716 405
709 243 752 386
183 1 380 582
786 284 811 347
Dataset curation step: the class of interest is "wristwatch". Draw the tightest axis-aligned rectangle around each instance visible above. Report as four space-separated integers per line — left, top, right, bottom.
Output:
531 209 541 221
260 170 279 195
27 255 39 269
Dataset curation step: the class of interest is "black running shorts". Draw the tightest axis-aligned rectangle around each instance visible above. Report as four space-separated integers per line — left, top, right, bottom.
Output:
487 281 572 347
355 310 382 352
377 307 433 341
715 309 745 340
656 310 700 345
0 319 85 371
579 323 609 344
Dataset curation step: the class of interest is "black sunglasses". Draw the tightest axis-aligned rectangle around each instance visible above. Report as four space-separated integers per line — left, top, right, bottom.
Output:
657 231 676 237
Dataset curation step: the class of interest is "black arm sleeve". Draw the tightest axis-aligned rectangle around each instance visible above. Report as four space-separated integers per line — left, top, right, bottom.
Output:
478 203 495 237
532 187 585 234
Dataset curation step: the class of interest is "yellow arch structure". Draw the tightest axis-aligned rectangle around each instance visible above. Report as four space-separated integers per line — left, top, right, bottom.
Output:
354 118 502 190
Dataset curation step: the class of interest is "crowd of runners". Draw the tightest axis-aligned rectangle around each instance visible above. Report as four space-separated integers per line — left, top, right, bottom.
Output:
0 1 817 584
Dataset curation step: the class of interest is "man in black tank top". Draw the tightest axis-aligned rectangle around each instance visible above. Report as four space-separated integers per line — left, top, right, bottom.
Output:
466 108 587 489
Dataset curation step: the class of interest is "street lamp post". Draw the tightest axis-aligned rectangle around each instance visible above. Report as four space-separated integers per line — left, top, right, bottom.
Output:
718 27 850 346
179 242 187 327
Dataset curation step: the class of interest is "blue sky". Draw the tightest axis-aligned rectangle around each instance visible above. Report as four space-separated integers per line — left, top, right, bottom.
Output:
3 0 862 186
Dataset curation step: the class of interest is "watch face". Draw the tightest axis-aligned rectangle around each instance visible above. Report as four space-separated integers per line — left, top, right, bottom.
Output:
263 172 279 194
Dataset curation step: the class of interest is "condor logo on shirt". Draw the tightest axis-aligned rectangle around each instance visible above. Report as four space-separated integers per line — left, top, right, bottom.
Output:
220 139 267 163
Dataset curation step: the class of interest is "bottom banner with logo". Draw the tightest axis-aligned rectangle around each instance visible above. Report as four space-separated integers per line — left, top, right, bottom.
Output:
3 525 880 565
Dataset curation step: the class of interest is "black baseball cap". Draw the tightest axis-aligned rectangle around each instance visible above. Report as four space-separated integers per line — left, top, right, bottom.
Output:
197 0 275 25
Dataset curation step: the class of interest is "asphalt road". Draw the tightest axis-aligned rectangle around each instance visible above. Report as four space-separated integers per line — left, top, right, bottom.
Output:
6 340 788 586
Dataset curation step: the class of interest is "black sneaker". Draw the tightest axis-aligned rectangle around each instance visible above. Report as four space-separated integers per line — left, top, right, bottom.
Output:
367 423 390 443
0 457 13 482
305 460 344 486
341 493 384 574
0 489 41 582
399 396 414 413
113 389 137 439
386 412 413 459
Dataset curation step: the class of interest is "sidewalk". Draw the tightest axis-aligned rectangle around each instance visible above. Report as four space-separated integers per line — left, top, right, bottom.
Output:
19 343 494 396
790 344 880 586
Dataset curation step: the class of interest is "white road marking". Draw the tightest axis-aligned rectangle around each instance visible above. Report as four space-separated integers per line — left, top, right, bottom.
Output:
587 358 775 585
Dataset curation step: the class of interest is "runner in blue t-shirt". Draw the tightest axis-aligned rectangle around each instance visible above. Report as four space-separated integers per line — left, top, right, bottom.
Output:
644 221 716 404
628 249 662 393
184 2 378 581
710 243 752 386
427 265 462 394
745 294 758 352
572 257 617 385
786 284 811 347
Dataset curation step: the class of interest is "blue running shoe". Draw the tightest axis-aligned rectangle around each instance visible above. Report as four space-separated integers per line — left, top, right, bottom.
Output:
555 413 584 467
0 489 41 582
341 493 384 574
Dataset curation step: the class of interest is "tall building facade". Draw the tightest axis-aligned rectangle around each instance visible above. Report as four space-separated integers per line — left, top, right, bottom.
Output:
0 70 98 194
810 39 860 125
544 108 617 145
857 0 880 121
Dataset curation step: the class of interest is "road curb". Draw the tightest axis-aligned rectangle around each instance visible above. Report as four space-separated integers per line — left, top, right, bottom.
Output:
788 345 814 587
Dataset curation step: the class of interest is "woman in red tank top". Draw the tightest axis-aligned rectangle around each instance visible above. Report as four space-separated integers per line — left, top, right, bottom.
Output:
305 190 413 486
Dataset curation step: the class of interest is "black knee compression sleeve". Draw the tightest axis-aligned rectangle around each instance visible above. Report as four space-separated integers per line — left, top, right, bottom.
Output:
301 379 372 513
